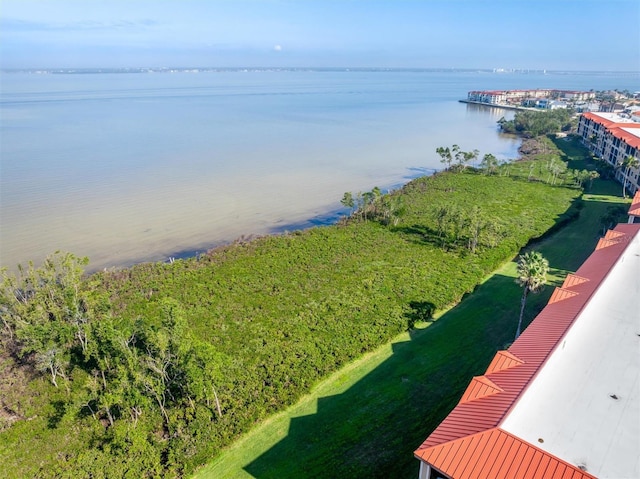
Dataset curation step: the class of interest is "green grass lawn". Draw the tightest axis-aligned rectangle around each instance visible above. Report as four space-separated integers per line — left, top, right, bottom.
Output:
194 178 630 476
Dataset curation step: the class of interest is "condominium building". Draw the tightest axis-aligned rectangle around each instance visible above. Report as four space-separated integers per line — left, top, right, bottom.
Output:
414 218 640 479
577 112 640 195
467 89 595 107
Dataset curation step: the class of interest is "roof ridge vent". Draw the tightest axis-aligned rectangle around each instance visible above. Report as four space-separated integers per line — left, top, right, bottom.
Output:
485 350 524 374
459 376 504 404
562 274 590 288
604 229 626 240
548 287 580 304
596 237 624 250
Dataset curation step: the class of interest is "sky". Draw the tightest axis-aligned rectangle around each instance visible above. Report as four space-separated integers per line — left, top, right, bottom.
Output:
1 0 639 71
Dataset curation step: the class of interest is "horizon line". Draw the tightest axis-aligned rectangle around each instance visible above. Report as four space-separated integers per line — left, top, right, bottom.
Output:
2 66 640 75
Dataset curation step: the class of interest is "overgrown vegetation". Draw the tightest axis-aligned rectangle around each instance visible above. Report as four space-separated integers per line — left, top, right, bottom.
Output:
498 108 574 137
0 142 602 478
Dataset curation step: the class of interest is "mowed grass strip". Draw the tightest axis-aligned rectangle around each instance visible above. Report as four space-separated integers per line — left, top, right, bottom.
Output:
194 171 630 476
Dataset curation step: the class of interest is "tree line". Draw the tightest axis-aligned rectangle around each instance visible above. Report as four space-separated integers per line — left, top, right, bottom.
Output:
340 183 506 254
340 187 406 226
0 252 225 439
497 108 574 137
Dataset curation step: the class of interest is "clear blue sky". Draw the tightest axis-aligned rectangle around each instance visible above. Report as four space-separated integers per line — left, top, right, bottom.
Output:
1 0 638 71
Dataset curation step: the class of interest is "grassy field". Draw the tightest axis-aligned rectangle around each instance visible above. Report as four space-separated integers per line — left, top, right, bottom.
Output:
193 140 630 479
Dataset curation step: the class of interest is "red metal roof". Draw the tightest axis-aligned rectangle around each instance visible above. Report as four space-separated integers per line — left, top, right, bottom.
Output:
485 350 523 375
459 376 503 404
414 223 640 478
607 125 640 150
581 111 617 128
416 428 596 479
580 112 640 131
630 191 640 217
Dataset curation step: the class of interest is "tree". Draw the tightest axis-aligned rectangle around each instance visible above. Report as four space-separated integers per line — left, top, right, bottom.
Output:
0 251 101 386
34 346 68 388
546 158 567 185
340 192 355 217
463 149 480 169
376 195 405 227
599 205 628 235
480 153 499 175
82 316 148 427
620 155 639 199
452 144 465 168
498 109 573 137
432 205 466 249
436 146 453 170
433 205 451 248
572 169 591 189
514 251 549 340
465 206 492 253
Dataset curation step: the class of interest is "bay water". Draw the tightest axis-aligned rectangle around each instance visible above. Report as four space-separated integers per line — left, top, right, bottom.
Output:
1 69 637 270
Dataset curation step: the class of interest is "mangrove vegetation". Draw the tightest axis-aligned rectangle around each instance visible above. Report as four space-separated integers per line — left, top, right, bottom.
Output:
0 137 615 478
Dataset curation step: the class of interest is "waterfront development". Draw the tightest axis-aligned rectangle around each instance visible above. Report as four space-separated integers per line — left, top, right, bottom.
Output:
463 87 638 112
1 69 637 270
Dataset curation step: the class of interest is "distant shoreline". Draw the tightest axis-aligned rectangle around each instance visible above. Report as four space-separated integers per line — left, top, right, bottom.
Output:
459 99 540 112
3 67 640 75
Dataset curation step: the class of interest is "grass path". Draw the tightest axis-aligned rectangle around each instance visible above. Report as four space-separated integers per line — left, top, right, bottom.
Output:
194 171 629 478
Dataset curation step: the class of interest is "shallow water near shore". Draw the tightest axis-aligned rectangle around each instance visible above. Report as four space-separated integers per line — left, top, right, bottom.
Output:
1 69 636 270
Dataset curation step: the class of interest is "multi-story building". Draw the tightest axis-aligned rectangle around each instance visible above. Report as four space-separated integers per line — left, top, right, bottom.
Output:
467 90 507 104
577 112 640 195
559 90 596 101
414 219 640 479
467 89 595 107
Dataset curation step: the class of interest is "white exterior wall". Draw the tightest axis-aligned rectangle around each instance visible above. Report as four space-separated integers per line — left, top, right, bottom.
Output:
578 114 640 195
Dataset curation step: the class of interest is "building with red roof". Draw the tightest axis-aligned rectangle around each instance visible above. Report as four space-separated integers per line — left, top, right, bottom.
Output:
414 216 640 478
578 112 640 195
467 89 596 106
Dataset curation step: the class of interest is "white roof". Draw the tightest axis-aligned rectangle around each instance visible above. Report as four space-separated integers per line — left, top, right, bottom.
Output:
621 127 640 140
501 232 640 478
589 111 634 124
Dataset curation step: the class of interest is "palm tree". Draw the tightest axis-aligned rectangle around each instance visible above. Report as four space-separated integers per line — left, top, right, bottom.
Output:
470 149 480 168
452 144 465 168
514 251 549 340
480 153 498 175
620 155 640 199
436 146 453 170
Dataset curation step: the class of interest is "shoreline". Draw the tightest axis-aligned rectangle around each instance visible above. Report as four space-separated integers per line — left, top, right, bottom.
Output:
459 99 541 111
2 76 524 273
139 169 443 271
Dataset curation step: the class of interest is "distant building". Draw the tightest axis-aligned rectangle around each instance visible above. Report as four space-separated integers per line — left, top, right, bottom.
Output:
467 89 594 108
536 98 550 109
573 101 601 113
414 220 640 479
558 90 596 101
577 112 640 195
467 90 507 104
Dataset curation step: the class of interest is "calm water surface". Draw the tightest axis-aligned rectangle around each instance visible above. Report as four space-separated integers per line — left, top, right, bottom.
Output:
1 70 637 270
